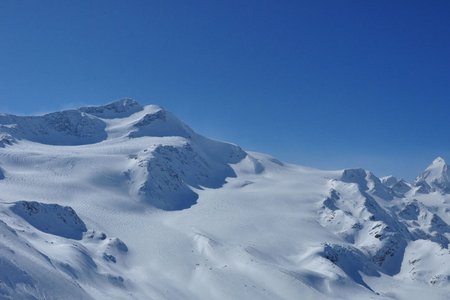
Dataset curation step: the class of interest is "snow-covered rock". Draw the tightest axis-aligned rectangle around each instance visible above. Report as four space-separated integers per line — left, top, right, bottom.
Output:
381 175 398 187
10 201 87 240
319 184 411 276
397 200 450 248
340 168 393 200
0 132 15 147
0 110 107 145
381 176 411 197
321 243 380 291
128 140 245 210
79 98 143 119
128 107 194 139
391 179 412 196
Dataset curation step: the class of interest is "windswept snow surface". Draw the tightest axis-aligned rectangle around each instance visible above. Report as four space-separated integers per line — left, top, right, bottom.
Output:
1 99 450 299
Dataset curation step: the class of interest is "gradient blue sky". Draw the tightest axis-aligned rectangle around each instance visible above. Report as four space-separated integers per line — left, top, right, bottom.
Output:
1 1 449 179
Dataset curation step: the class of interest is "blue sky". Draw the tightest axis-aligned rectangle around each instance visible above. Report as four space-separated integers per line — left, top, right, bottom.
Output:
1 1 449 179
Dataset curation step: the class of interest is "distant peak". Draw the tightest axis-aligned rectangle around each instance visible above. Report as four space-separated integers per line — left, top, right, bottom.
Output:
414 156 450 194
432 156 446 166
424 156 448 174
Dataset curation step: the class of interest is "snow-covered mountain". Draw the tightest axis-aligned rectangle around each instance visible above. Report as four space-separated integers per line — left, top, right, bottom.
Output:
414 157 450 194
1 99 450 300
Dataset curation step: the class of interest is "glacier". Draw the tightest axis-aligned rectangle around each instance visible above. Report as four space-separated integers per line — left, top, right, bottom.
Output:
1 99 450 299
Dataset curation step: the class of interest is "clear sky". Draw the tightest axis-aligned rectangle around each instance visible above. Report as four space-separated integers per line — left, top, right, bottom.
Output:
1 1 449 180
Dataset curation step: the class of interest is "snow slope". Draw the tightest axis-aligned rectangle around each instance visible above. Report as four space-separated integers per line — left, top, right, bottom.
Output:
1 99 450 299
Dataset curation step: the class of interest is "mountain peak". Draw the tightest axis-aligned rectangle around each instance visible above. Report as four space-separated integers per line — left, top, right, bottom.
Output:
424 156 448 175
415 156 450 193
432 156 446 166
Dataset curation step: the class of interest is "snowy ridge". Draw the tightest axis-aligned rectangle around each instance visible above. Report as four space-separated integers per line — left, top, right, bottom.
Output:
381 176 412 197
1 99 450 299
79 98 143 119
340 168 393 200
0 110 107 145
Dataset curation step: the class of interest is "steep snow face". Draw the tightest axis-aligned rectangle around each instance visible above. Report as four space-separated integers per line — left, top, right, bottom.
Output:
415 157 450 193
320 243 381 291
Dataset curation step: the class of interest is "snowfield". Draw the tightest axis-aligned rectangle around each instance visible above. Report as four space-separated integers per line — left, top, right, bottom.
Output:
1 99 450 299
